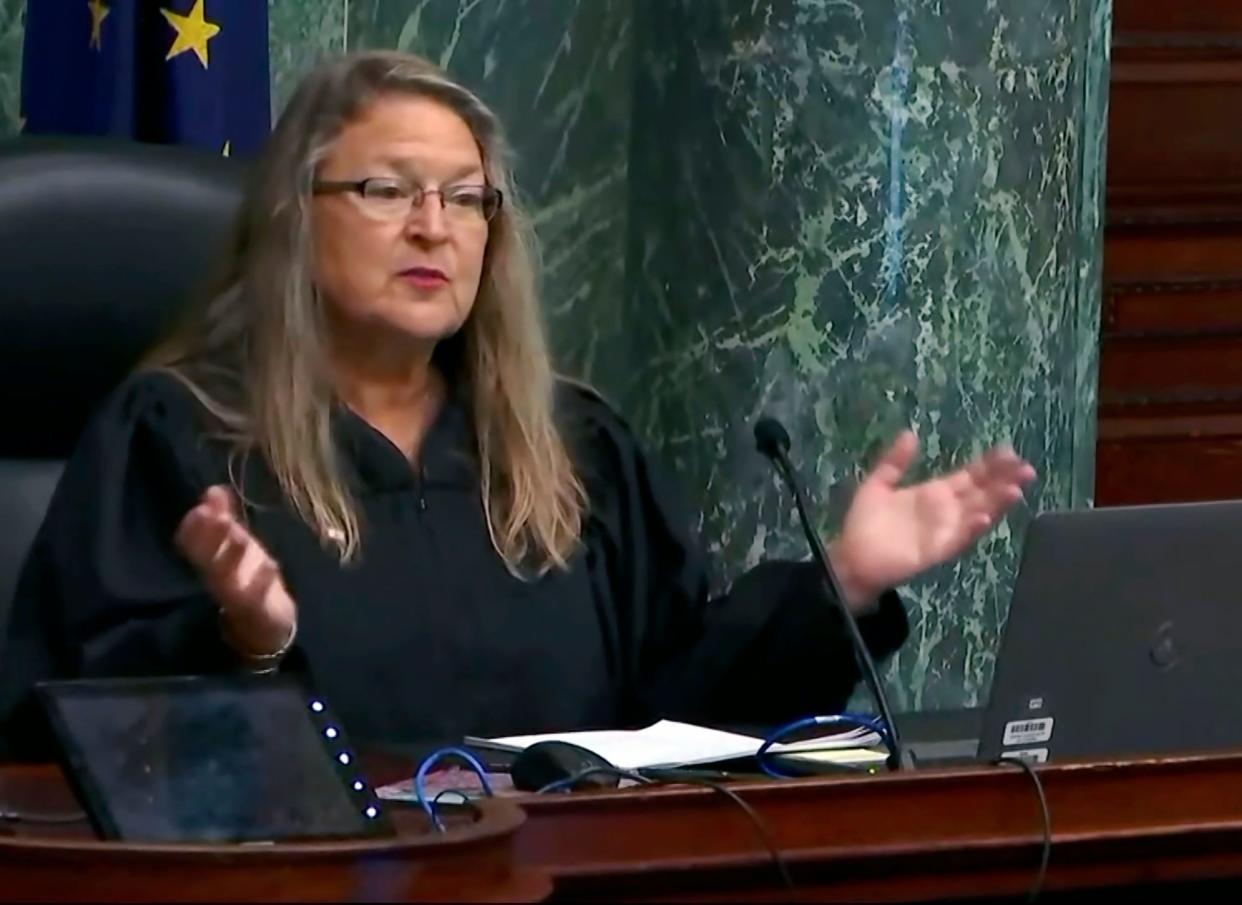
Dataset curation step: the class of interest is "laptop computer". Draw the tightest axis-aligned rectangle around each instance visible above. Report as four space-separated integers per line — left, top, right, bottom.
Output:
978 499 1242 765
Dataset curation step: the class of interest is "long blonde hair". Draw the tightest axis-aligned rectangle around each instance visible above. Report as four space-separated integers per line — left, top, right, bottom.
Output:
148 51 586 575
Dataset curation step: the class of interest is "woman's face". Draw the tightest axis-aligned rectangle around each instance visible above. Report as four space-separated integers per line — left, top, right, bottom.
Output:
312 94 491 354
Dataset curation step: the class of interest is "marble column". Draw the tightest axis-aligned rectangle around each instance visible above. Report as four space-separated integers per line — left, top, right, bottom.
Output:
623 0 1112 709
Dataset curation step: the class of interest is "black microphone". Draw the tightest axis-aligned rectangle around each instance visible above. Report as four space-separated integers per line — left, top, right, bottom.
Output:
754 416 908 771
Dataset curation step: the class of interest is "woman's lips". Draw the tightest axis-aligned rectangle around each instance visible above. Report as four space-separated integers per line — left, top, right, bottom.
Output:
400 266 448 287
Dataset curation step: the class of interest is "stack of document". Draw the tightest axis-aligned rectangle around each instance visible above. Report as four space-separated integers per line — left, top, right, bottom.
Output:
466 720 887 771
377 720 886 801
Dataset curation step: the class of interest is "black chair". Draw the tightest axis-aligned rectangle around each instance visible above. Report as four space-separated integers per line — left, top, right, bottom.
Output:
0 137 246 628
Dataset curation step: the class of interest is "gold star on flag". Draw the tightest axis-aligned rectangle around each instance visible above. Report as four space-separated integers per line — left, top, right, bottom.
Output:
161 0 220 69
87 0 109 51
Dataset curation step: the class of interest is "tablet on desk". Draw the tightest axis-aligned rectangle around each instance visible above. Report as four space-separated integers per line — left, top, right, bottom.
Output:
36 674 394 844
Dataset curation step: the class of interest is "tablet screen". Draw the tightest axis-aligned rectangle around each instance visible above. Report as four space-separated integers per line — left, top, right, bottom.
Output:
37 675 393 843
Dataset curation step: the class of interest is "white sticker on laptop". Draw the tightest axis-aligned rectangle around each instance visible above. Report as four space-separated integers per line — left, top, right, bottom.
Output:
1001 747 1048 764
1002 717 1054 746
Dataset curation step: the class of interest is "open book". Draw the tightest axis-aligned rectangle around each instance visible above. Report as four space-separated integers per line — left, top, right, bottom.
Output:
465 719 885 771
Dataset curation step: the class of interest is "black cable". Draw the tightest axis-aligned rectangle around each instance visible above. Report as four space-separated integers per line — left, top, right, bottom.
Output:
429 789 484 827
537 766 796 897
643 769 796 896
0 806 87 825
534 764 651 795
992 758 1051 902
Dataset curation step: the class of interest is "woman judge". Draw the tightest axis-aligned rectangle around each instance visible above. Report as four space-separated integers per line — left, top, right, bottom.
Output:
0 52 1035 758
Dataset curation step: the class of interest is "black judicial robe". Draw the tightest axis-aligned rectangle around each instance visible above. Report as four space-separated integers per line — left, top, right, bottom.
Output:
0 371 908 759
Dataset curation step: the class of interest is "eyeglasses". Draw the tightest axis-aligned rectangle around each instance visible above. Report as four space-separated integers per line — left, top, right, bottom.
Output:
312 177 504 224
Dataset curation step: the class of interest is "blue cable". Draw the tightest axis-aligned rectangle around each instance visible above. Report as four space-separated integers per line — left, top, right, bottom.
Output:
414 746 494 831
757 713 890 779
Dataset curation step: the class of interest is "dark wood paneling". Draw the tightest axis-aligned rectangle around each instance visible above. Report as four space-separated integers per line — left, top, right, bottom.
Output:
1096 3 1242 508
1114 0 1242 38
1100 335 1242 402
1106 229 1242 282
1097 427 1242 506
1105 280 1242 335
1107 59 1242 225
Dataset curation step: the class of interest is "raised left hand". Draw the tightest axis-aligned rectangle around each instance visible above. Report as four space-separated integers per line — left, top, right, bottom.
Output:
829 430 1037 610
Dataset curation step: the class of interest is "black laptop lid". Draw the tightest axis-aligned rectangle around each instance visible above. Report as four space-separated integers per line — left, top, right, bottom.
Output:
980 500 1242 764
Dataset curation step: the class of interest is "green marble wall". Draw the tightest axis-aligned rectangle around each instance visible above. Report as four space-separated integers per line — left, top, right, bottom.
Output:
0 0 1111 711
346 0 634 381
0 0 20 133
622 0 1111 710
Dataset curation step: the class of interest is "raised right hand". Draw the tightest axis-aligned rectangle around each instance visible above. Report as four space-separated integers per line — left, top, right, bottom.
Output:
173 484 297 657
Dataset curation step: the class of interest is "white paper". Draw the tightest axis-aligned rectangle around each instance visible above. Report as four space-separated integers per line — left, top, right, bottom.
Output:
467 720 882 770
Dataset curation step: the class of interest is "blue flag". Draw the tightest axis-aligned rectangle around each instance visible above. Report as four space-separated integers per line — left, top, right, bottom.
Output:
21 0 270 155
